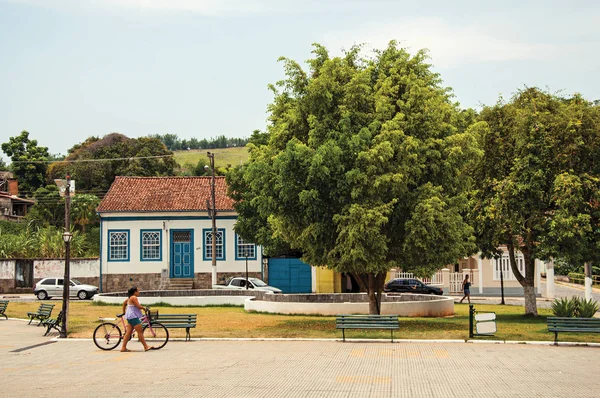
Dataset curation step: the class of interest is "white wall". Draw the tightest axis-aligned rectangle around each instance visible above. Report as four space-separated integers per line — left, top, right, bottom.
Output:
34 259 99 278
0 260 14 279
100 212 262 276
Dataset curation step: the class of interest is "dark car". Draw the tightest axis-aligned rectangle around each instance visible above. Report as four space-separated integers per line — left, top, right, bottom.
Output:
384 278 443 295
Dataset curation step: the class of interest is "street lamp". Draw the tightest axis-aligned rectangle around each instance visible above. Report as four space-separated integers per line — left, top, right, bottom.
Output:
60 175 72 338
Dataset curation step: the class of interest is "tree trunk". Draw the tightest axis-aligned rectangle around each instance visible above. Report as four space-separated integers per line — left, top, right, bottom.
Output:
507 241 538 316
523 284 538 315
352 271 386 315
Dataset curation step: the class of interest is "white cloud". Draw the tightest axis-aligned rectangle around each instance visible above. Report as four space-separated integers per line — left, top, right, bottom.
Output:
321 17 573 68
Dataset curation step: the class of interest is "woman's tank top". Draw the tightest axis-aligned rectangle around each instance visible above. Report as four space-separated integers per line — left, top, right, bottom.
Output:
125 302 143 320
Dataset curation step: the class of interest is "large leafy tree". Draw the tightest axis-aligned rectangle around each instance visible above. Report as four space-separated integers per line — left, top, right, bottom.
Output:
47 133 177 192
230 42 479 313
1 131 49 194
472 88 600 316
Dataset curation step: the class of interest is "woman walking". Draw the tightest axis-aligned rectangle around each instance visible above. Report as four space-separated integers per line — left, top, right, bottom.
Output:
121 286 154 352
459 275 472 304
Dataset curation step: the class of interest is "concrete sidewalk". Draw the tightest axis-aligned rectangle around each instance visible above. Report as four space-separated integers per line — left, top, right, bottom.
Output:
2 319 600 397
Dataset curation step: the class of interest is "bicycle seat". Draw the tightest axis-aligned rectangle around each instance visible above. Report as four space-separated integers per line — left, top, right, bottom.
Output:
116 314 124 318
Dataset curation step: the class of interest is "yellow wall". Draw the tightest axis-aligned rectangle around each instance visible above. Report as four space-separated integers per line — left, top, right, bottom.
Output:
316 267 343 293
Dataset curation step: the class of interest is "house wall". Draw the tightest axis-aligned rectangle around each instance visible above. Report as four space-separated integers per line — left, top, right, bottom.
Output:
100 212 263 290
0 260 14 293
0 258 100 293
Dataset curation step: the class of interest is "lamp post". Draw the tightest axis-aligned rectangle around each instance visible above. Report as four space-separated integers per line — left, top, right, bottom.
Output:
206 152 217 285
60 175 72 338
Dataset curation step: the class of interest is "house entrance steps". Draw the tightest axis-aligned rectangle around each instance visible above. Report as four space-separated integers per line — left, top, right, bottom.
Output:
166 278 194 291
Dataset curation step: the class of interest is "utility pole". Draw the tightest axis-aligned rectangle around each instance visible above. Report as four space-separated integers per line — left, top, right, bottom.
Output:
207 152 217 286
60 175 72 338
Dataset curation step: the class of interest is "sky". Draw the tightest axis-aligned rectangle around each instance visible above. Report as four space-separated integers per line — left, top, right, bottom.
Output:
1 0 599 160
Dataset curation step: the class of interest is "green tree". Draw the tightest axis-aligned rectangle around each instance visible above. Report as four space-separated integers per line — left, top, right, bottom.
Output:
1 131 49 194
24 185 64 228
230 42 479 314
47 133 177 192
471 88 600 316
71 194 101 232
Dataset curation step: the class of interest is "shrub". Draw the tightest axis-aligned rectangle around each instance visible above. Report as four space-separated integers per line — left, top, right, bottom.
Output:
551 297 599 318
551 297 577 317
577 298 599 318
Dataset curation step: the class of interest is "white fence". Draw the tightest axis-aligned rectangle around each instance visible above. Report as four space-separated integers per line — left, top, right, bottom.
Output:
393 271 443 286
449 272 463 293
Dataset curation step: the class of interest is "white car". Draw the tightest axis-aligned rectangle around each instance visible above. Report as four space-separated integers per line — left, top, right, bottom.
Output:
212 277 282 293
34 278 99 300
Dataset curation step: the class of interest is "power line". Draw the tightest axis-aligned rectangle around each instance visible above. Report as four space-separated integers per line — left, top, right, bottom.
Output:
9 154 175 164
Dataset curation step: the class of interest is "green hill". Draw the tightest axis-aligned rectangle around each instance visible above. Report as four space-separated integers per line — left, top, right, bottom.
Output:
173 147 249 170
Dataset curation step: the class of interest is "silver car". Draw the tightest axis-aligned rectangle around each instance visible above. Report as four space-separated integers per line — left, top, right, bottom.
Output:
34 278 99 300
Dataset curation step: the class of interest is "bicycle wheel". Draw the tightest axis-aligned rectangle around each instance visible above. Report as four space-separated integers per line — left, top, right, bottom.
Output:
142 322 169 349
93 322 122 350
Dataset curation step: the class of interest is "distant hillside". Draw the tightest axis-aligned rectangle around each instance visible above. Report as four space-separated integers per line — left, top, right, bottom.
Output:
173 146 249 169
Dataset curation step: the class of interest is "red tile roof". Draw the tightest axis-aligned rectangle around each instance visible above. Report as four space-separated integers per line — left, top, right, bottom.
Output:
97 176 235 213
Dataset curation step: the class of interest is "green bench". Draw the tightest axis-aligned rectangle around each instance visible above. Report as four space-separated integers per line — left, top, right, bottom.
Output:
42 311 64 336
0 300 8 320
155 313 197 341
335 314 400 342
27 303 55 326
547 317 600 345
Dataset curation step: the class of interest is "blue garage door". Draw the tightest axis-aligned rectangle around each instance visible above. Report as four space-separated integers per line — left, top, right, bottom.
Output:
268 258 312 293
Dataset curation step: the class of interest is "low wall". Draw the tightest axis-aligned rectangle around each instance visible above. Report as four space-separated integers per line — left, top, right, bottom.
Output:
246 293 454 317
94 289 263 306
95 291 454 317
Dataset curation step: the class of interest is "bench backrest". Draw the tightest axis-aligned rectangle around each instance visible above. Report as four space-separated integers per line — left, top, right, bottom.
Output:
336 315 399 328
156 314 198 326
38 304 55 315
0 300 8 310
548 317 600 328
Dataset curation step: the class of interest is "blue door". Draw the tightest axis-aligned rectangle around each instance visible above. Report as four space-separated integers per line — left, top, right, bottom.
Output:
171 230 194 278
268 258 312 293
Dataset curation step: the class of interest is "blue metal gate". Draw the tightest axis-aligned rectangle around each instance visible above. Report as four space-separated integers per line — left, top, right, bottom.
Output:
268 258 312 293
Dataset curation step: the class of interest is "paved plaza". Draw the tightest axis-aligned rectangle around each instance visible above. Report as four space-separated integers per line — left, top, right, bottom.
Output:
1 319 600 397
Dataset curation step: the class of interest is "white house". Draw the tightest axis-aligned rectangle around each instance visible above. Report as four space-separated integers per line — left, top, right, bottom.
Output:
97 176 263 292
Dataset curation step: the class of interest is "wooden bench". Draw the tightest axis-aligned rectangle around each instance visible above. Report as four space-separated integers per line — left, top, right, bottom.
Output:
27 303 55 326
547 317 600 345
155 313 197 341
335 315 399 342
42 311 64 336
0 300 8 320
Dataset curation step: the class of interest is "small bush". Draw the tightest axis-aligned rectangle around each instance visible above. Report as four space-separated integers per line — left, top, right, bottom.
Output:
551 297 577 317
551 297 599 318
577 298 599 318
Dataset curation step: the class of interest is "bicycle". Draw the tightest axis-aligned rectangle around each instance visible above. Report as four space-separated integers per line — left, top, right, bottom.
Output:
93 307 169 351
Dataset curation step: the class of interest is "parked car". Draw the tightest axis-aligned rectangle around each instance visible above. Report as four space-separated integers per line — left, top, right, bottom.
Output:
212 277 282 293
34 278 99 300
384 278 443 295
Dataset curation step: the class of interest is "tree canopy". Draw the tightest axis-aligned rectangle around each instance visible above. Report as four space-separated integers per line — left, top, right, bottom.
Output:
471 88 600 315
1 131 49 195
229 42 479 313
47 133 178 193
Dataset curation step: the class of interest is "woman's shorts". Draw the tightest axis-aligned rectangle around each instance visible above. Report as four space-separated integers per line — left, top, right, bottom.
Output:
464 289 470 295
127 317 142 327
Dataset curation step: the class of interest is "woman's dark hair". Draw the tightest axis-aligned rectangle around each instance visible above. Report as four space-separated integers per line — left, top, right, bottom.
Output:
127 286 138 297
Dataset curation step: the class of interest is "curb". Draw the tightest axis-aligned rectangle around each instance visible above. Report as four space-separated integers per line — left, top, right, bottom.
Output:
47 336 600 347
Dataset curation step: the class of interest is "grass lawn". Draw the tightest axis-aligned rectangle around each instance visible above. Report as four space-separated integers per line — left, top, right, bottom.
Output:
174 147 249 169
5 301 600 343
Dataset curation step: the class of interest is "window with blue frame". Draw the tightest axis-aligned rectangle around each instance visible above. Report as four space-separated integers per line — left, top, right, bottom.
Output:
141 230 161 261
203 228 225 260
235 234 256 260
108 230 129 261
